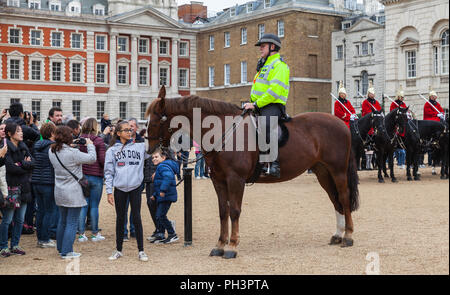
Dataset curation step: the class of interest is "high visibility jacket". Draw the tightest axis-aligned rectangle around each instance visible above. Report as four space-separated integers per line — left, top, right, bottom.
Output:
334 98 355 129
423 100 443 121
250 53 290 108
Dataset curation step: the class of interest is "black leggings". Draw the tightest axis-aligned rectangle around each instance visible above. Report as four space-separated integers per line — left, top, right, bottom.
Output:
114 187 144 252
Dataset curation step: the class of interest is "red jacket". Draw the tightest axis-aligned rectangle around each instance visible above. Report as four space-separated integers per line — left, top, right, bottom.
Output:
361 98 382 117
423 100 443 121
334 99 355 128
390 100 407 112
79 134 106 177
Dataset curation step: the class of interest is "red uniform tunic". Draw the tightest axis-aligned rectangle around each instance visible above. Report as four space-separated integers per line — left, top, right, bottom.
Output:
423 100 444 121
361 98 382 135
334 98 355 128
390 100 407 112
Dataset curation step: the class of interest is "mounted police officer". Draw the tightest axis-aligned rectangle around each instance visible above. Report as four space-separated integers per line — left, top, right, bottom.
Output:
243 33 290 178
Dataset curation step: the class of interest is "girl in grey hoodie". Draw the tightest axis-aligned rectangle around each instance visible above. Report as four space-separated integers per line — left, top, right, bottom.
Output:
105 121 149 262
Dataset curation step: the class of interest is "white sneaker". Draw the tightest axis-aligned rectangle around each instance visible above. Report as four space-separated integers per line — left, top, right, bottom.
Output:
91 233 105 242
202 176 208 180
109 250 123 260
61 252 82 259
195 176 201 180
138 251 148 262
40 240 56 248
170 220 176 232
77 234 88 242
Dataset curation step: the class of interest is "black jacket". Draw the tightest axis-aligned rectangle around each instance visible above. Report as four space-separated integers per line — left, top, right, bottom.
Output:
31 139 55 185
143 157 157 183
5 139 34 196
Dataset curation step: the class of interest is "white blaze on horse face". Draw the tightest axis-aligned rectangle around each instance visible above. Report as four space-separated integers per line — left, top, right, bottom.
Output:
335 211 345 237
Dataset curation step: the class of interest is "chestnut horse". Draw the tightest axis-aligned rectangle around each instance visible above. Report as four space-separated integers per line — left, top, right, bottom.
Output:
146 87 359 259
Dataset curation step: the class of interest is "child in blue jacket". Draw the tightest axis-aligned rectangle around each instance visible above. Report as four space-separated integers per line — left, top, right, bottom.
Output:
151 149 180 244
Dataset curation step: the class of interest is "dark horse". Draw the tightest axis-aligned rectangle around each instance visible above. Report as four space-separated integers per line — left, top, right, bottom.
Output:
404 117 447 180
146 87 359 258
373 108 409 183
438 115 449 179
350 110 386 171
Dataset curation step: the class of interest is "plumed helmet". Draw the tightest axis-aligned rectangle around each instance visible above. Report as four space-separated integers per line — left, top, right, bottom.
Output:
367 81 375 95
396 85 404 98
429 86 437 98
338 81 347 95
255 34 282 49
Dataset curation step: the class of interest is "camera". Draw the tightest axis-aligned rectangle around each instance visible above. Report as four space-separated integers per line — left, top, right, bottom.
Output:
73 138 87 145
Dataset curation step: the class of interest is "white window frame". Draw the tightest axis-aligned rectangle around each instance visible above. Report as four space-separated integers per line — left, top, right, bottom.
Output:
369 42 374 55
97 101 105 120
258 24 265 39
406 50 416 79
117 36 128 53
342 22 351 30
49 0 61 11
159 64 170 87
70 32 83 49
30 60 42 81
93 4 105 16
208 66 215 87
30 29 42 46
264 0 271 9
8 27 22 45
179 68 189 88
8 59 21 80
51 31 63 48
361 41 369 56
52 100 62 108
241 28 247 45
179 41 189 57
139 38 149 54
95 34 107 51
29 53 46 81
66 1 81 16
336 45 343 60
247 3 253 13
241 61 247 84
31 99 41 121
96 63 108 84
209 35 215 51
441 29 449 75
434 46 439 75
29 0 41 9
159 40 169 56
140 102 148 121
7 0 20 7
119 102 128 119
224 64 230 86
117 59 130 85
69 55 85 83
49 53 66 82
138 61 150 86
224 32 230 48
355 44 360 56
7 51 24 80
72 100 81 121
230 7 236 17
278 20 285 38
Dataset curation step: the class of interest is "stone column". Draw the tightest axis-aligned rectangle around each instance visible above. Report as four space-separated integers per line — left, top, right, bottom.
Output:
171 38 179 95
109 33 117 91
131 34 138 92
86 31 95 94
151 37 159 93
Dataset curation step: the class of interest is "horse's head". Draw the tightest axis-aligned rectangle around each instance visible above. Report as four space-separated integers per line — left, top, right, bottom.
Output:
145 86 174 153
393 107 409 134
369 110 385 137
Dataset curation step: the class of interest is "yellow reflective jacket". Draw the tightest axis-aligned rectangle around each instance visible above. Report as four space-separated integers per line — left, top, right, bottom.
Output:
250 53 290 108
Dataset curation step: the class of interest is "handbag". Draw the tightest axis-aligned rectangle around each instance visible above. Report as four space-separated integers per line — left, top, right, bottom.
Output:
4 186 21 209
55 152 91 198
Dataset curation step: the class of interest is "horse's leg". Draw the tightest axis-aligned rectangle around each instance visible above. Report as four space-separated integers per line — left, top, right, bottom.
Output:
388 150 397 182
223 176 245 259
312 164 344 245
382 152 389 178
413 151 420 181
377 150 385 183
406 149 413 181
332 172 354 247
209 180 229 257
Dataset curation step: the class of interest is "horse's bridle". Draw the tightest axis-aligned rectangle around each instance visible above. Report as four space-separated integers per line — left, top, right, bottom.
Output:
146 111 174 149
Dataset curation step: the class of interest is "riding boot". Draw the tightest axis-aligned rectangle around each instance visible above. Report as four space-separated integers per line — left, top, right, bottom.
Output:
267 159 280 178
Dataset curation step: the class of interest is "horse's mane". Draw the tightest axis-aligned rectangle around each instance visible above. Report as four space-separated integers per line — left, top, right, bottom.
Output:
146 95 241 117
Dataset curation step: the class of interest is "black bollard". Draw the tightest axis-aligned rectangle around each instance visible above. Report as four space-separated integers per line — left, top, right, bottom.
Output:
183 167 194 246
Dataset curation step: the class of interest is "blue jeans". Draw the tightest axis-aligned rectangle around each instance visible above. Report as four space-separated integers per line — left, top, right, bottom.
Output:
33 184 57 243
195 153 205 177
395 149 406 166
78 175 103 235
0 204 27 249
57 206 81 256
156 201 174 236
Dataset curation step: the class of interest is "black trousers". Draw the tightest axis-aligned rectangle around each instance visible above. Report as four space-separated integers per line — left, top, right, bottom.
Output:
259 103 285 153
114 187 144 252
145 182 157 230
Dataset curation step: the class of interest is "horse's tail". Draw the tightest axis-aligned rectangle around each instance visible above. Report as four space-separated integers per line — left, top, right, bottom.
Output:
347 148 360 212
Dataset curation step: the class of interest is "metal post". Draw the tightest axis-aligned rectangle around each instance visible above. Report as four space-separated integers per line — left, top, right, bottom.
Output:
183 167 194 246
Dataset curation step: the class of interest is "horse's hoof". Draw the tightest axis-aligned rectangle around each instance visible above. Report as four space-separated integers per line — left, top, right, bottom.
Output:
329 235 342 245
341 238 354 248
407 177 413 181
223 251 237 259
209 248 224 257
378 178 385 183
391 177 398 183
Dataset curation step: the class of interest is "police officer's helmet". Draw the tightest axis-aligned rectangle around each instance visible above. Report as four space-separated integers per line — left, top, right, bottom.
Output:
255 34 281 50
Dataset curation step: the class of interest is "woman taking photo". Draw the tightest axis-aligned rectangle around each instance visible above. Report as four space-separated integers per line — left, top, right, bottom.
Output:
0 122 34 257
77 118 106 242
105 121 148 262
49 126 96 259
